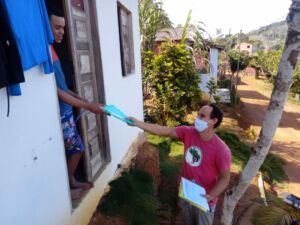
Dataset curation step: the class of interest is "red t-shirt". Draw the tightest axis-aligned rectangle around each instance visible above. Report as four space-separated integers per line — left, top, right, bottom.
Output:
176 126 231 207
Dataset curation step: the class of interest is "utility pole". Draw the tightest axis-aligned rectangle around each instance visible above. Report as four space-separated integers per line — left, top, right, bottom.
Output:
225 28 231 79
235 29 242 104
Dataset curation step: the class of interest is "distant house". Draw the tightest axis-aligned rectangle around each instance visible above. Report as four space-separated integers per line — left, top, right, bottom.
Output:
0 1 144 225
235 42 257 55
154 27 224 93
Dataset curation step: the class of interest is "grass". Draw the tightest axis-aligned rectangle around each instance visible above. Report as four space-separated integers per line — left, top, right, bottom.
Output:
98 169 159 225
97 127 288 224
147 133 183 219
251 193 300 225
217 129 288 183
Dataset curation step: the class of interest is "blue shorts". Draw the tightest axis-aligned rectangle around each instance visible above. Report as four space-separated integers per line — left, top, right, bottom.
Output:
61 110 85 155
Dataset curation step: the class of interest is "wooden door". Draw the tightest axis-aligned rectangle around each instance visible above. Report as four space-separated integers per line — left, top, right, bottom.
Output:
64 0 110 181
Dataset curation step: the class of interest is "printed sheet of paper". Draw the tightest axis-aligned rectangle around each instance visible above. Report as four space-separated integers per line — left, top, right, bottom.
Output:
180 177 210 212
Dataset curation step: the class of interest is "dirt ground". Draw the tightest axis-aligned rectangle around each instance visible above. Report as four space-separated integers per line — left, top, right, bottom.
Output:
237 74 300 197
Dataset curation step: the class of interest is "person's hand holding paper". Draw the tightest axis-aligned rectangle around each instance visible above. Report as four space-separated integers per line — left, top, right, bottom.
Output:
102 105 135 126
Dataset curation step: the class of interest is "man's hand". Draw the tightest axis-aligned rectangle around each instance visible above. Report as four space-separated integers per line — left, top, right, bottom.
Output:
127 116 141 126
126 116 177 138
201 194 215 202
86 102 104 114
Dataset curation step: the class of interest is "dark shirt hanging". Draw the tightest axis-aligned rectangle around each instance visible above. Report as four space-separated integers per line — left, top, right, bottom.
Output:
0 0 24 90
3 0 54 96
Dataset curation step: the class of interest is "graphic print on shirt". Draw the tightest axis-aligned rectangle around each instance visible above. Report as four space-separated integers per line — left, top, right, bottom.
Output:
185 146 202 167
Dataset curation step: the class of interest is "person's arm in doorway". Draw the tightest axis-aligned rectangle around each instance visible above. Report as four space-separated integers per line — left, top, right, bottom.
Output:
57 88 103 114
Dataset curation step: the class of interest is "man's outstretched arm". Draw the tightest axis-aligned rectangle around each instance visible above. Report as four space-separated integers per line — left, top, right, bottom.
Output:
57 88 103 114
128 117 177 138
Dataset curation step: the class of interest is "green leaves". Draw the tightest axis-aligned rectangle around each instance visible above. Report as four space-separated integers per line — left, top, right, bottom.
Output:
206 77 217 98
229 49 250 74
216 129 287 183
291 63 300 95
250 49 282 81
143 42 202 125
98 170 159 225
138 0 172 52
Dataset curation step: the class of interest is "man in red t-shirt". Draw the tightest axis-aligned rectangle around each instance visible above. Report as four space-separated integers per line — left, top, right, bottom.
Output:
128 104 231 225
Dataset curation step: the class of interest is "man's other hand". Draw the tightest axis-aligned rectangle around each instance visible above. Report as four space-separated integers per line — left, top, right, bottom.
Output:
86 103 104 114
127 116 140 126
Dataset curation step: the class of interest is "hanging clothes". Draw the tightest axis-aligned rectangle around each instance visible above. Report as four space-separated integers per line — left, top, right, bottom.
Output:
3 0 54 73
0 0 24 90
3 0 54 96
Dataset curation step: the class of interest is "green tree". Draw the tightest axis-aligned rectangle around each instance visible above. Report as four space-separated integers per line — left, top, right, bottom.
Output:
139 0 172 52
206 77 217 99
143 42 202 126
221 1 300 223
250 50 282 81
291 63 300 95
228 49 250 75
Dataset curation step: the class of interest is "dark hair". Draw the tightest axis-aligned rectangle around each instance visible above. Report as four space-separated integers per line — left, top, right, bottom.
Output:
45 0 64 18
209 103 223 128
49 8 64 18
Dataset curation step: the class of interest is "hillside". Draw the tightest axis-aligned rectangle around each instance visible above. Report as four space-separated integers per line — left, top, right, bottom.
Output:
247 21 287 50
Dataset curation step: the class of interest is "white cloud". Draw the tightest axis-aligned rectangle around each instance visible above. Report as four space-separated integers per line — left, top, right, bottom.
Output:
162 0 290 36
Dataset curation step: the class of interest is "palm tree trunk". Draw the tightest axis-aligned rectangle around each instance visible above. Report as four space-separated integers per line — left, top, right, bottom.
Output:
221 1 300 224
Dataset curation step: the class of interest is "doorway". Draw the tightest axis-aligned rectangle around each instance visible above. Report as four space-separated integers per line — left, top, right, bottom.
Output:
46 0 110 208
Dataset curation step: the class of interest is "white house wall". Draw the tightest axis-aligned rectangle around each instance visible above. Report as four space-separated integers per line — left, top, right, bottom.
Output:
70 1 143 225
209 48 219 80
96 0 143 168
200 48 219 94
0 67 71 225
0 0 143 225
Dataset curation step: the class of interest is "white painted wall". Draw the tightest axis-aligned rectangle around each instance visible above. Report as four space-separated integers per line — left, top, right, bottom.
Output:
96 0 143 166
199 73 210 93
0 1 143 225
0 66 71 225
209 48 219 81
69 1 144 224
200 48 219 94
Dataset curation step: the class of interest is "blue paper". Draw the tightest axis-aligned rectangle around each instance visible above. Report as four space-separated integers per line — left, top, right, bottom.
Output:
102 105 135 126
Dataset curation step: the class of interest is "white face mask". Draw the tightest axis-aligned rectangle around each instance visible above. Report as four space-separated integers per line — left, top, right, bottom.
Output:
194 118 208 132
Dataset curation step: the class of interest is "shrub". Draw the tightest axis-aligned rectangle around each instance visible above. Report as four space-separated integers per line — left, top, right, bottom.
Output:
229 50 250 75
252 194 300 225
291 63 300 96
206 77 217 99
142 42 202 125
217 79 230 89
213 95 222 106
98 170 159 225
243 126 258 141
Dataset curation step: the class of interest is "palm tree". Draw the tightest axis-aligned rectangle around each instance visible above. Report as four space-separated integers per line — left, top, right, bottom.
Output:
138 0 173 53
221 1 300 224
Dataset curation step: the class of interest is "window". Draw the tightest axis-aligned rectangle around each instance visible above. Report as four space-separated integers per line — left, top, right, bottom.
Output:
117 3 135 76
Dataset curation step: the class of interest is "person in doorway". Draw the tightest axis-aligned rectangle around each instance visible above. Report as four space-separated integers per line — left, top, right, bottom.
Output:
50 12 104 199
128 104 231 225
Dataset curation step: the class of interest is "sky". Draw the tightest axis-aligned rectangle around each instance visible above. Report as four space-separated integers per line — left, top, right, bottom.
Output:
162 0 291 37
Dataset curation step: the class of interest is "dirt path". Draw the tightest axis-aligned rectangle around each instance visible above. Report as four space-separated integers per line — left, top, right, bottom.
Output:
237 75 300 197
